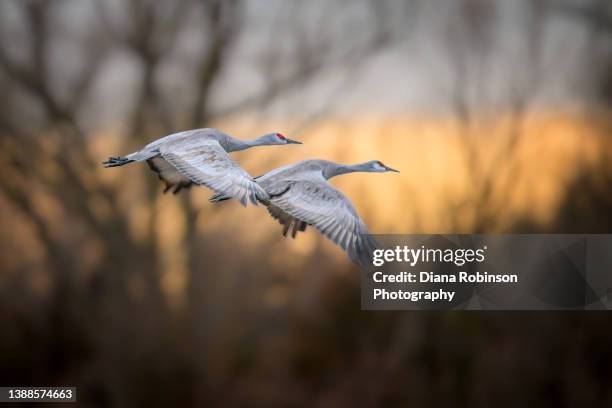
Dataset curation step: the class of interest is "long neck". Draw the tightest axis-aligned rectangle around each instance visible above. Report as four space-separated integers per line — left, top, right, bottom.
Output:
323 163 368 179
226 137 257 152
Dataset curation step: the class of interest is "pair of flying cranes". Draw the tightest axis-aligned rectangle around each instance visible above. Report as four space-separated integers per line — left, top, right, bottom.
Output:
103 128 398 266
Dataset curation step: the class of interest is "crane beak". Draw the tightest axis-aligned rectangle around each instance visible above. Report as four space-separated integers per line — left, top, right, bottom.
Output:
385 165 400 172
286 138 302 144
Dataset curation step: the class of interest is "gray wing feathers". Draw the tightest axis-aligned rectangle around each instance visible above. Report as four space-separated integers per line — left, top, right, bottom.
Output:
270 180 378 266
160 139 268 206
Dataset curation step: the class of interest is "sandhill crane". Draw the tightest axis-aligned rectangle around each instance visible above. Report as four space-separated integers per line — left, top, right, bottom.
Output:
210 159 399 265
102 128 301 205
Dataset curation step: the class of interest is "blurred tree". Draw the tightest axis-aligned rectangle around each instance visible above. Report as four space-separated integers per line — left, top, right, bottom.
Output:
0 0 397 404
441 0 550 232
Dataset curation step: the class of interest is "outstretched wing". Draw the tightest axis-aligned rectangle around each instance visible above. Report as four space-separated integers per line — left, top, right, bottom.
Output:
268 179 378 266
159 138 268 206
208 177 309 238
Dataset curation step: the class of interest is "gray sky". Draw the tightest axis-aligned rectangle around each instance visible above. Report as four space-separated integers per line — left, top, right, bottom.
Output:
0 0 602 128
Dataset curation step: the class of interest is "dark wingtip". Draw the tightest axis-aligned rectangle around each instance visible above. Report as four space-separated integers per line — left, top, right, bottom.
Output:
209 193 232 203
102 156 133 168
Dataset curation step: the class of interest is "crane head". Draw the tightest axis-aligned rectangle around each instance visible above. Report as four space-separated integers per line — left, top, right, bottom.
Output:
256 132 302 146
368 160 400 173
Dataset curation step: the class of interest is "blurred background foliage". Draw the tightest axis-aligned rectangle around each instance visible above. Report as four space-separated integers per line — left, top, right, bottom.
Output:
0 0 611 406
